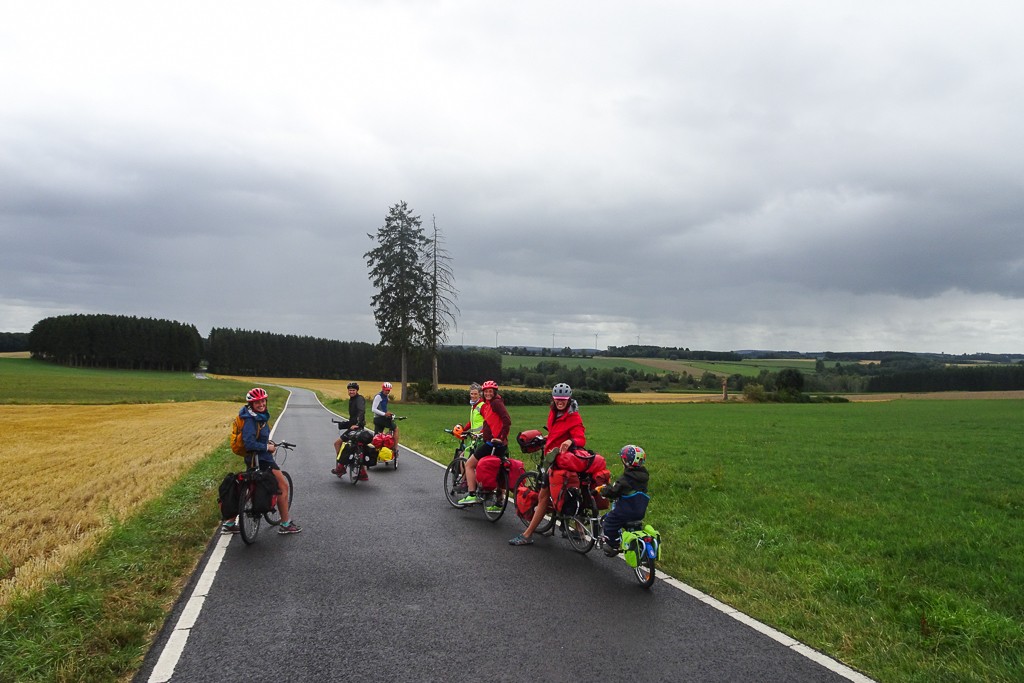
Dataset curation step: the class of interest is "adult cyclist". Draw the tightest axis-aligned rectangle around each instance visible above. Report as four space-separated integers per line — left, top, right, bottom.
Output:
457 379 512 506
332 382 369 480
372 382 397 435
224 388 301 535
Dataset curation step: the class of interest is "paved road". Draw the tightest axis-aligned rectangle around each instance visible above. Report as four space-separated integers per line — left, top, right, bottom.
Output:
136 387 871 683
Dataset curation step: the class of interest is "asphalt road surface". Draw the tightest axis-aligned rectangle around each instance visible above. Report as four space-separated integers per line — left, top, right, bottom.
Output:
136 387 873 683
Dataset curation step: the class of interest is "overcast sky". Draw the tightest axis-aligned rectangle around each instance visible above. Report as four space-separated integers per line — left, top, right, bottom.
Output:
2 2 1023 355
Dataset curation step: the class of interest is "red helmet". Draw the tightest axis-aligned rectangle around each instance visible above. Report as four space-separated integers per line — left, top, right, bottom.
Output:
481 380 498 391
245 387 268 402
452 424 465 438
382 382 392 391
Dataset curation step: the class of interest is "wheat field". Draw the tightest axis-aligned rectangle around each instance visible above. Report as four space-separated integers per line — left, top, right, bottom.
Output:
1 401 234 606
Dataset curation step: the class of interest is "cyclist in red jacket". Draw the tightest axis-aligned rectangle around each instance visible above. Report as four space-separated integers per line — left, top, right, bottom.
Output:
509 382 586 545
457 380 512 506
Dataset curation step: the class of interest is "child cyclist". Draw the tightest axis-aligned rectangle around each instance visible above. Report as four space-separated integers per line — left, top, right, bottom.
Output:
596 444 650 555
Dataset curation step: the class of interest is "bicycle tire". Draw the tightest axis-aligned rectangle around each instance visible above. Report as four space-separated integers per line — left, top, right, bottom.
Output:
565 512 596 554
238 481 261 545
514 471 555 534
348 448 360 484
633 539 657 588
444 457 468 508
264 470 294 526
483 470 509 523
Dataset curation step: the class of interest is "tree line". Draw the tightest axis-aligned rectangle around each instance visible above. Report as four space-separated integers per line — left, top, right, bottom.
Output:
206 327 499 383
605 345 742 361
29 314 201 371
0 332 29 352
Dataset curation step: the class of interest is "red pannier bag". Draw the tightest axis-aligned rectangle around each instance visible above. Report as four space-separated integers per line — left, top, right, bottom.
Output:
505 458 525 491
549 469 581 512
516 479 538 517
554 448 597 473
590 467 612 510
476 455 502 490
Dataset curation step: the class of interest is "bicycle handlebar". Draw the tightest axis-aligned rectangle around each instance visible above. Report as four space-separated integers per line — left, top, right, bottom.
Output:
273 441 296 449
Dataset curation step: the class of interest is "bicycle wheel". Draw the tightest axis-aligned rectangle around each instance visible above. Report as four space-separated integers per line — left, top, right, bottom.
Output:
483 470 509 523
565 512 596 554
264 470 293 526
444 457 468 508
238 482 261 545
514 471 555 534
633 539 657 588
348 449 360 484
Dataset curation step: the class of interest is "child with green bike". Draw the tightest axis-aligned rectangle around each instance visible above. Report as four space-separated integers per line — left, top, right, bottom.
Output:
596 444 650 555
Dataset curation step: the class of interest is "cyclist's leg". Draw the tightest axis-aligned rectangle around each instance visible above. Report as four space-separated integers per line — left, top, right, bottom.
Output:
270 465 290 523
463 455 479 491
522 487 550 539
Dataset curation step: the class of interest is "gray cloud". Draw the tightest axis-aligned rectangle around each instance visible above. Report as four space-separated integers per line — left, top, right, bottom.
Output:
2 2 1023 353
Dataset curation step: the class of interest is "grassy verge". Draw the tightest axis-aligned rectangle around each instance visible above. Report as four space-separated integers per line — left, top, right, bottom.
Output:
350 398 1024 683
0 445 237 682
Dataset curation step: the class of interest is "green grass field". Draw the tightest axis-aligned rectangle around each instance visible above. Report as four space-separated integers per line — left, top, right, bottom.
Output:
6 357 1023 682
347 398 1024 683
0 358 251 404
501 354 817 378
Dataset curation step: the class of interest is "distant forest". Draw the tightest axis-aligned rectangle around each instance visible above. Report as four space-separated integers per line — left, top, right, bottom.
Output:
16 315 1024 393
29 314 201 371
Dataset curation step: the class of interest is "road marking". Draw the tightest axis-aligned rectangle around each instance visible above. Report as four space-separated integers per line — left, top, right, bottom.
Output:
150 390 874 683
147 392 293 682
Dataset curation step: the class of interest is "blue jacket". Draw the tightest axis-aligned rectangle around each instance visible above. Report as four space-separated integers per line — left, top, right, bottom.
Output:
239 405 272 463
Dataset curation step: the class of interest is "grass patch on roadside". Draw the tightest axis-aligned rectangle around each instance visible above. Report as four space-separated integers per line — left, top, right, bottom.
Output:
380 399 1024 683
0 445 238 682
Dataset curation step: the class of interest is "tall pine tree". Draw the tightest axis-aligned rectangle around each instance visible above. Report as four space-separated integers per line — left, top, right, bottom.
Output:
365 201 430 398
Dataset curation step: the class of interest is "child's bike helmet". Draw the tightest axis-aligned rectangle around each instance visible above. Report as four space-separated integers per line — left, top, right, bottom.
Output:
620 444 647 468
246 387 268 402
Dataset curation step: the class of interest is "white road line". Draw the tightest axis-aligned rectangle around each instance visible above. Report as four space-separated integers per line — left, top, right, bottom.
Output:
148 391 294 682
403 439 876 683
150 390 874 683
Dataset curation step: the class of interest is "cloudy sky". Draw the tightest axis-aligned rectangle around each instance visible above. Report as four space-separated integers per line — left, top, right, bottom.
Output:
2 1 1023 354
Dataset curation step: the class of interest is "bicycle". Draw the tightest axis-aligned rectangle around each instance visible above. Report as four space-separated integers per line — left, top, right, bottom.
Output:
332 418 375 485
513 433 601 554
597 521 661 589
449 441 512 522
237 441 295 545
373 415 407 470
442 427 484 508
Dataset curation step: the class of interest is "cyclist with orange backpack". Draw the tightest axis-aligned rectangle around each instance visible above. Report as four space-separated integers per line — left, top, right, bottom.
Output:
223 388 301 535
508 382 586 545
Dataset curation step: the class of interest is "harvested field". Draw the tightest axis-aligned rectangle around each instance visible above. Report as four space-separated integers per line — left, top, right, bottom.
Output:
1 401 234 606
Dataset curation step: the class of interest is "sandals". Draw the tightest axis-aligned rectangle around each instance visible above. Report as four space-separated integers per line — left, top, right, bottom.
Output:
508 533 534 546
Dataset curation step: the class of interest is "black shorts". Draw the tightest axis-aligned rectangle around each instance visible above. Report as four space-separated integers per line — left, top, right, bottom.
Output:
245 455 280 471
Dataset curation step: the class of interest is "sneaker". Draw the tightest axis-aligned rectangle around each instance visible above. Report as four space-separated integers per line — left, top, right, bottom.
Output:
486 504 504 513
603 537 620 556
508 533 534 546
221 521 240 534
457 494 481 505
331 464 345 475
358 467 369 481
278 521 302 534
